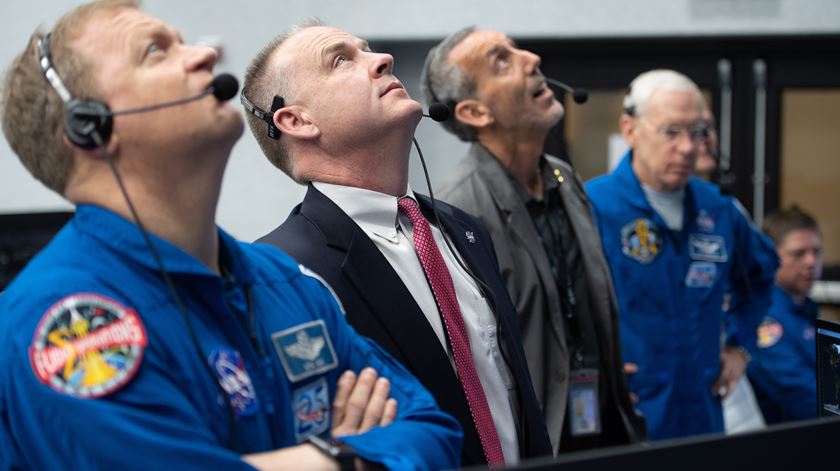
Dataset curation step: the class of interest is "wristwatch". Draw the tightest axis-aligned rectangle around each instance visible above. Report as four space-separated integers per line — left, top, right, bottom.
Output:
307 435 356 471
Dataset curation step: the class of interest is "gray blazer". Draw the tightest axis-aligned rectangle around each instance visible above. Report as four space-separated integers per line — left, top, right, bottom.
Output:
437 143 643 451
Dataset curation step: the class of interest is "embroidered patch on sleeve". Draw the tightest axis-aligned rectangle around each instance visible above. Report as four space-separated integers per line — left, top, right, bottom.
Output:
757 317 784 349
293 377 330 442
272 320 338 383
29 293 147 398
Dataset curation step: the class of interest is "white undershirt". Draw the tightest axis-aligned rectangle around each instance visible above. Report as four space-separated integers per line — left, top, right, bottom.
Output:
314 181 520 464
642 184 686 230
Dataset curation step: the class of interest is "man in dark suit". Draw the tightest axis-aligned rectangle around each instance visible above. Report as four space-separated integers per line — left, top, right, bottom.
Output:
241 23 552 467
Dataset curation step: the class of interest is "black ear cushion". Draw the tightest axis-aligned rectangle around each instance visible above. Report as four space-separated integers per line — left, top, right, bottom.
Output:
64 99 112 149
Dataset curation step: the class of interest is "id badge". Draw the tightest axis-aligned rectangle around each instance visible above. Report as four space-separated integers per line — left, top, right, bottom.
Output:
568 368 601 437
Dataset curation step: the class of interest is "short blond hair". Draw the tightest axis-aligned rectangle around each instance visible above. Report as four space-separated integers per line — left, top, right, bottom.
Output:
1 0 138 195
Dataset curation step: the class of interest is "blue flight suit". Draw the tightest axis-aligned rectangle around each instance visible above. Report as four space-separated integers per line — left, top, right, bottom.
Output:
585 152 777 440
748 285 818 423
0 205 461 471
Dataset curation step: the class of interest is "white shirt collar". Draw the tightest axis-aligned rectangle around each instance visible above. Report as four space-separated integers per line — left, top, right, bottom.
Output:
313 181 417 244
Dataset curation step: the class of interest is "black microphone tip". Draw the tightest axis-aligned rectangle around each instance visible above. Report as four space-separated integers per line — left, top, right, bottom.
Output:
210 73 239 102
572 88 588 104
427 102 451 122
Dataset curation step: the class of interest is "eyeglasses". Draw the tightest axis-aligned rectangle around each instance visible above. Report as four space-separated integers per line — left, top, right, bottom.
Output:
640 117 711 143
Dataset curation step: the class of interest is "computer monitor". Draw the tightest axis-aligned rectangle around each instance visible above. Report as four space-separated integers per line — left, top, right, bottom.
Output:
816 318 840 417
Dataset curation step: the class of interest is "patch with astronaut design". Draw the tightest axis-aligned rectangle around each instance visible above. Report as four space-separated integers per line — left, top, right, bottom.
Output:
621 218 661 264
29 293 147 398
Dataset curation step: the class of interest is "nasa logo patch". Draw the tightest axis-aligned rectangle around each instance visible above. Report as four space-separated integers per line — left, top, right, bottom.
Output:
293 377 330 442
29 293 147 398
696 210 715 232
757 317 784 349
210 349 259 417
621 218 661 264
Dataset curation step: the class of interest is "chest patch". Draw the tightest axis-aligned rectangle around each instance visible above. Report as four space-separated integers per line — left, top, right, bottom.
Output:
210 349 259 417
293 377 331 442
621 218 661 264
272 320 338 383
757 317 784 349
696 210 716 232
29 293 147 398
689 234 728 262
685 261 717 288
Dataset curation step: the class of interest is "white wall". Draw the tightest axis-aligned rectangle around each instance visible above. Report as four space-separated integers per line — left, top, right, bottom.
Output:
2 0 839 241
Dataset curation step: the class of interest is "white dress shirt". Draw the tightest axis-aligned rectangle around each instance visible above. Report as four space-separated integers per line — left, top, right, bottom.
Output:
314 181 520 464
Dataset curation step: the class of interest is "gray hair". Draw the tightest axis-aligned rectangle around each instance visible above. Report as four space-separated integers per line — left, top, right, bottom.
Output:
420 26 478 142
623 69 701 118
242 19 323 181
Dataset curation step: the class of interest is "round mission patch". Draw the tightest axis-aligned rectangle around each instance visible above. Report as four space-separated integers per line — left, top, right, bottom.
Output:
29 293 147 398
756 317 784 349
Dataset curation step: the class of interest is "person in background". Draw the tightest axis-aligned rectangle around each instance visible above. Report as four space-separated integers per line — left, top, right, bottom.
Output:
420 27 644 453
585 69 778 441
695 107 719 182
749 205 823 423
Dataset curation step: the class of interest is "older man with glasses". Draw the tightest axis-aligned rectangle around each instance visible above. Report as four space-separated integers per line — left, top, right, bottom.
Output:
585 69 779 441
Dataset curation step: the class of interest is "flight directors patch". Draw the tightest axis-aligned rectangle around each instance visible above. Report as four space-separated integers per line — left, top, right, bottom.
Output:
210 349 259 417
621 218 661 264
272 320 338 383
293 377 330 442
29 293 147 398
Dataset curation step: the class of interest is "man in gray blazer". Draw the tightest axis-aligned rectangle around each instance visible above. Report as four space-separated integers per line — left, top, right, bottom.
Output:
422 27 645 453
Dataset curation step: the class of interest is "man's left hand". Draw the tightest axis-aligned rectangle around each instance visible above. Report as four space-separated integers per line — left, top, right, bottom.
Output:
711 346 750 400
331 368 398 437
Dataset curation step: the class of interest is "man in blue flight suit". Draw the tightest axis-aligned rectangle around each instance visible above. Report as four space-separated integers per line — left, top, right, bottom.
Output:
0 2 460 470
585 69 778 441
748 206 823 423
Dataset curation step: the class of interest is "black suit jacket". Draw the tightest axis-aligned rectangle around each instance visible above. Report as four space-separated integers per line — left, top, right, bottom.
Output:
258 184 552 466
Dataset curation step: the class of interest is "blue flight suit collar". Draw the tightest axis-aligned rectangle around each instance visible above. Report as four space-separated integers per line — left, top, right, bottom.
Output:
74 204 254 285
615 151 691 234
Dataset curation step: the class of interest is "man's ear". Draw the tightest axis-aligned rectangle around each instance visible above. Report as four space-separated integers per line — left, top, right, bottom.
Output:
619 114 637 148
453 99 494 129
274 106 320 140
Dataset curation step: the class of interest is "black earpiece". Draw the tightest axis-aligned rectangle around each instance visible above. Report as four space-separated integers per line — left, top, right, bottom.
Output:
63 98 113 149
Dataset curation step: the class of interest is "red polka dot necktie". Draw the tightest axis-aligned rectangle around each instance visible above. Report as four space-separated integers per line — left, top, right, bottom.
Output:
397 197 505 466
